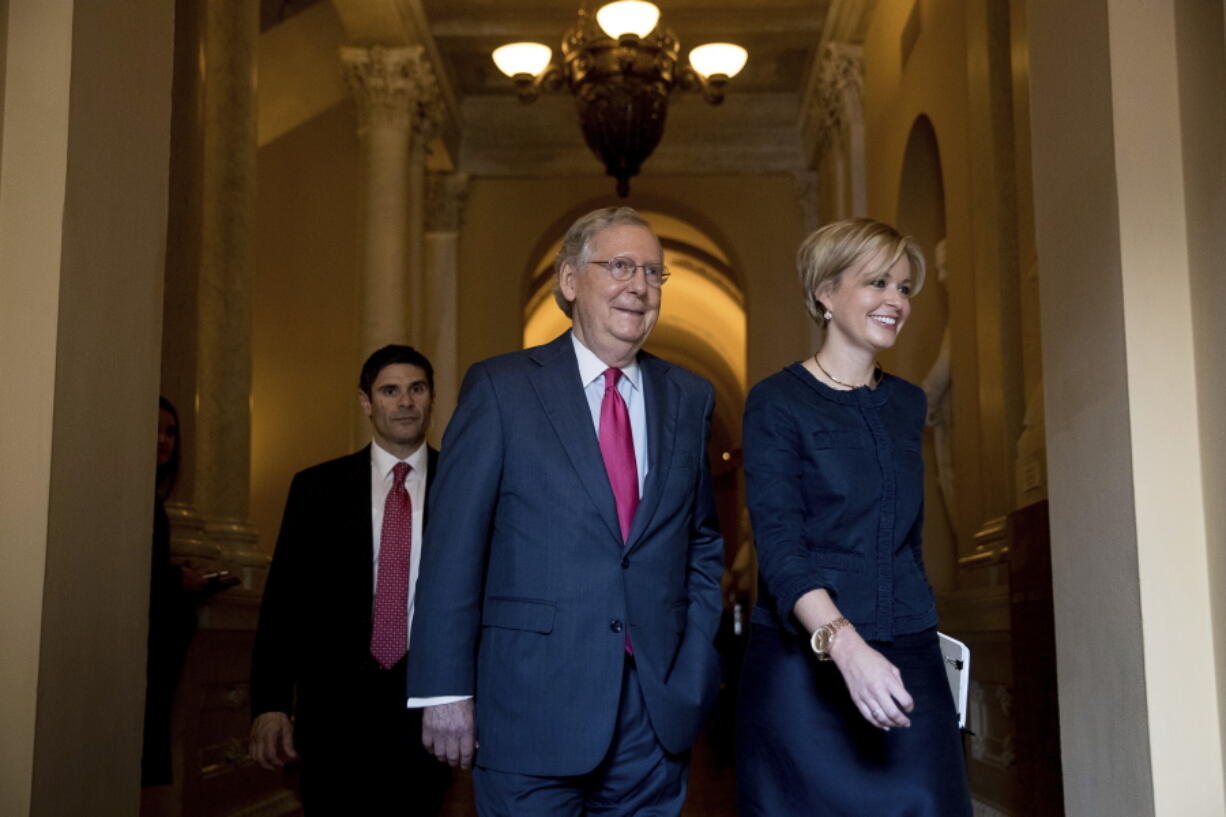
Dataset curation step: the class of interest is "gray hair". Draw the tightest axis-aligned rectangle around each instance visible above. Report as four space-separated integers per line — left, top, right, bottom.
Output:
796 217 927 326
553 207 655 318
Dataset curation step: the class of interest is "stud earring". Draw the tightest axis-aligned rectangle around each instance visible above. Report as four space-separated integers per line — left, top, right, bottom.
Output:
823 309 833 321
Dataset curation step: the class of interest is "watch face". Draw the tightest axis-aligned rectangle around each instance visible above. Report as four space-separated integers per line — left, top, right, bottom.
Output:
814 627 832 653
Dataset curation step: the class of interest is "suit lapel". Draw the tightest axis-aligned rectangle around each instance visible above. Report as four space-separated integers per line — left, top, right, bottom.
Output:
626 353 676 552
528 333 623 544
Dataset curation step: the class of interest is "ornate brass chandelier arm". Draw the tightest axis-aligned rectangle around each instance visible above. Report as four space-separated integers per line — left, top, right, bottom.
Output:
677 65 730 106
512 64 566 104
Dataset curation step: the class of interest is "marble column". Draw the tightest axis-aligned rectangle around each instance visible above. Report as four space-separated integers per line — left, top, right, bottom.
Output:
194 0 262 579
341 45 440 357
408 92 444 349
424 172 469 438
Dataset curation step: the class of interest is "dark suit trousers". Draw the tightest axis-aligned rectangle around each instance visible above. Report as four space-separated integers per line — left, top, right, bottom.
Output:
297 653 450 816
473 659 689 817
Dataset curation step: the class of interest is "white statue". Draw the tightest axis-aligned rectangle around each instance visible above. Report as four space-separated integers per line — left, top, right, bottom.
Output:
921 239 956 534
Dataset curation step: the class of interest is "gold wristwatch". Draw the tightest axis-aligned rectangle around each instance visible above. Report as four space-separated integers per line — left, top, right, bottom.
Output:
809 617 851 661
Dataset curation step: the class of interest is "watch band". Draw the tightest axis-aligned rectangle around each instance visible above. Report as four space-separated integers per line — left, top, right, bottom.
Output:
809 616 852 661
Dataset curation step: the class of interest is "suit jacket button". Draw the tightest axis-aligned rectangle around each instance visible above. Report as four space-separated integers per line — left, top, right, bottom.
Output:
610 619 624 633
621 556 630 569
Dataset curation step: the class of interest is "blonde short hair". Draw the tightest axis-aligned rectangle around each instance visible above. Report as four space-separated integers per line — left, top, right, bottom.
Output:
796 217 927 326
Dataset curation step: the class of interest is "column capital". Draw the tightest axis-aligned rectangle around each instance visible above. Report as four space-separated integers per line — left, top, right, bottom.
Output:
413 86 445 145
426 172 470 233
810 42 864 161
340 44 438 133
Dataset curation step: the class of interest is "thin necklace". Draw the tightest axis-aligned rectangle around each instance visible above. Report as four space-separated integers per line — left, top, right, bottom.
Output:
813 353 879 390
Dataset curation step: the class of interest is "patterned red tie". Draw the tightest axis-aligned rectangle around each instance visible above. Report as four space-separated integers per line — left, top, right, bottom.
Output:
371 461 411 669
599 368 639 541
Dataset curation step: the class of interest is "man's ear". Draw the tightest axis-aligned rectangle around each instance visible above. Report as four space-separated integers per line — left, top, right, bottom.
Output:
358 389 373 418
559 262 579 302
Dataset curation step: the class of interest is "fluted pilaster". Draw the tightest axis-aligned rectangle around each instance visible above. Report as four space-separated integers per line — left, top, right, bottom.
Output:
341 45 441 360
193 0 261 575
423 172 469 437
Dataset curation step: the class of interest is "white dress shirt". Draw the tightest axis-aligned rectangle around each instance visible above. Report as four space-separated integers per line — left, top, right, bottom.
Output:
571 332 650 495
372 441 465 707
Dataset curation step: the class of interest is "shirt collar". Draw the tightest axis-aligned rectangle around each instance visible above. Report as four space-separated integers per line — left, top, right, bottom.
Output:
570 331 641 393
370 438 428 480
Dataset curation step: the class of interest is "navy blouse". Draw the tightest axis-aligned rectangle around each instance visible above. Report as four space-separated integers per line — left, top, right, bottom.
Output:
743 363 938 642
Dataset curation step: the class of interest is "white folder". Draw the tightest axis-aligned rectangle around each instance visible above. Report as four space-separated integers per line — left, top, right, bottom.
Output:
938 631 970 730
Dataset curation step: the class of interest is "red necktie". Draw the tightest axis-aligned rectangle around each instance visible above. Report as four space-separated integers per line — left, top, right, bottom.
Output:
599 368 639 541
600 369 639 656
372 461 411 669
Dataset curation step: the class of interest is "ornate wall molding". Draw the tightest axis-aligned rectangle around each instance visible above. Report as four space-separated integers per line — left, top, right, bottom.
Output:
969 680 1017 770
425 172 470 234
790 169 819 234
810 41 864 162
971 798 1011 817
340 44 438 134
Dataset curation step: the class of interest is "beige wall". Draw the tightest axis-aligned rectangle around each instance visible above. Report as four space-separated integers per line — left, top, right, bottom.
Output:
0 0 8 155
0 1 173 814
1176 0 1226 788
1031 0 1225 813
252 102 362 551
0 2 73 811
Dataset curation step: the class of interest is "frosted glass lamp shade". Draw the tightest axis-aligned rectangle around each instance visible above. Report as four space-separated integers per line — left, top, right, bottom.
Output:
492 42 553 77
595 1 660 39
688 43 748 78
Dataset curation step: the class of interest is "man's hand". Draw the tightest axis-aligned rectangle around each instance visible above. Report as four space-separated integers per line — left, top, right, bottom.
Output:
422 699 477 769
249 711 298 770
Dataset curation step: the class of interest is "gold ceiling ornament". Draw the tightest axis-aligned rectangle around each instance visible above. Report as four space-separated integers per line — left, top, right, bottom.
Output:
492 1 747 197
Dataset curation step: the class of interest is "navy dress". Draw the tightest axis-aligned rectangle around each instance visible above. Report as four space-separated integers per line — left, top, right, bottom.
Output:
737 364 971 816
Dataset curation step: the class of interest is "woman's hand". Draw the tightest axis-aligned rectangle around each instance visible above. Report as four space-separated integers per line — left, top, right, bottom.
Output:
830 628 914 730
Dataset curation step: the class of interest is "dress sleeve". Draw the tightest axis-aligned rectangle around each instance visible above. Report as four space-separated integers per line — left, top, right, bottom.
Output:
901 387 932 594
743 383 842 635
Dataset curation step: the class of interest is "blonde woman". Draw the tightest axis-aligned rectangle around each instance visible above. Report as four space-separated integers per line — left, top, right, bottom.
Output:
737 218 971 816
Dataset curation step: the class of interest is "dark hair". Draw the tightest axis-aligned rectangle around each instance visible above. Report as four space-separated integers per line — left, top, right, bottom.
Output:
359 345 435 396
156 396 180 500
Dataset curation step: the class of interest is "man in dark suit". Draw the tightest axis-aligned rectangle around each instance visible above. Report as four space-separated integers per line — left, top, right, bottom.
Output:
249 345 450 815
407 207 725 816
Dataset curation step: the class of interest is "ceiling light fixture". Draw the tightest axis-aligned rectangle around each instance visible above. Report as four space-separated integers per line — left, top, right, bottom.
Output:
492 1 747 197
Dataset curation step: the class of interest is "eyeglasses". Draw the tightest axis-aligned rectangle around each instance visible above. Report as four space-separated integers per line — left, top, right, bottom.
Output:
588 256 671 287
